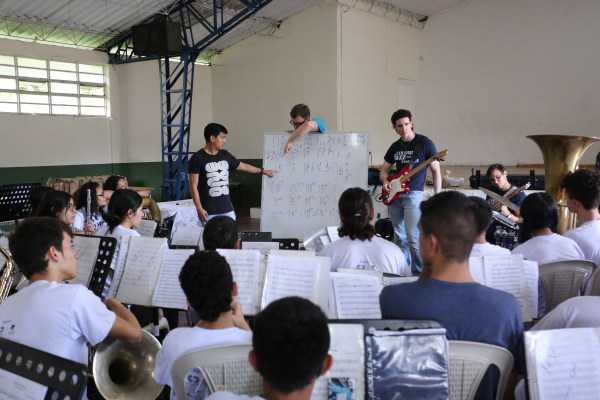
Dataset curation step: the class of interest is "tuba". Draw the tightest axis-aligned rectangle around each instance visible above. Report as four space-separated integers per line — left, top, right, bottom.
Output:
142 197 162 222
93 330 164 399
0 245 15 304
527 135 599 234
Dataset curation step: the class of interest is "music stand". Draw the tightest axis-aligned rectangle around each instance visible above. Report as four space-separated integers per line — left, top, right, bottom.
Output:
0 337 89 400
240 231 272 242
272 238 300 250
0 182 41 224
87 236 117 298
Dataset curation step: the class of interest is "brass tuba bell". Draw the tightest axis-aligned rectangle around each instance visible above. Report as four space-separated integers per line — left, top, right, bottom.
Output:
527 135 599 234
93 330 164 399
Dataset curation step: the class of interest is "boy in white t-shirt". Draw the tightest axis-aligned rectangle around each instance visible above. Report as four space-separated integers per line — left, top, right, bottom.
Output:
154 251 252 400
468 196 511 257
205 297 333 400
0 217 142 396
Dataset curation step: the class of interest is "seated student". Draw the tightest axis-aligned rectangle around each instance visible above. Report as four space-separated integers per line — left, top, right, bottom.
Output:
0 217 141 400
205 297 332 400
103 175 152 200
73 181 108 234
28 186 54 216
379 191 523 400
511 192 584 263
484 164 525 243
203 215 240 250
284 103 327 154
469 196 510 257
154 251 252 400
320 187 410 276
34 190 77 230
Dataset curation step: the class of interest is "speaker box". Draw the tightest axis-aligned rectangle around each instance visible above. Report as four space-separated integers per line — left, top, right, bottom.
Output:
132 21 182 57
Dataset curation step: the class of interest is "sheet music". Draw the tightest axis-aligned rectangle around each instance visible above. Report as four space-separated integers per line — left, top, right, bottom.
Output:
116 237 167 306
133 219 157 237
241 241 279 256
310 324 365 400
382 276 419 286
70 236 100 287
523 260 539 319
151 249 195 309
527 328 600 400
327 226 341 242
332 274 382 319
171 226 204 248
0 369 48 400
217 249 262 315
269 249 316 257
483 254 532 322
106 236 131 299
263 255 320 308
468 256 486 285
320 235 331 247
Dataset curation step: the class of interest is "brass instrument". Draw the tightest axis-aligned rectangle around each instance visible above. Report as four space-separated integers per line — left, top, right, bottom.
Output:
142 198 161 222
527 135 599 234
0 245 15 304
93 330 163 399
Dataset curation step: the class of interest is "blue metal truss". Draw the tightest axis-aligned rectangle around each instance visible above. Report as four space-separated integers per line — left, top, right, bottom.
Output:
104 0 275 200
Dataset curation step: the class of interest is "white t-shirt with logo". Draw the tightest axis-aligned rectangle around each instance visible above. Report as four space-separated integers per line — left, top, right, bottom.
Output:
469 242 511 258
320 235 410 276
154 326 253 400
74 206 108 231
0 280 116 364
511 233 585 264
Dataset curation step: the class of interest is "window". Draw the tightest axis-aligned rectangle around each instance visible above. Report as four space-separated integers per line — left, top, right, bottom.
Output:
0 55 107 116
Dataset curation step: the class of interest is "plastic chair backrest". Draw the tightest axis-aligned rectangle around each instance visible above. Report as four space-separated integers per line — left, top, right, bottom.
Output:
538 259 596 313
586 268 600 295
448 341 513 400
170 343 258 400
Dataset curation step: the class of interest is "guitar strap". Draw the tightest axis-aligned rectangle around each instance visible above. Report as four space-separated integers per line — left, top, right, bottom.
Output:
408 134 427 171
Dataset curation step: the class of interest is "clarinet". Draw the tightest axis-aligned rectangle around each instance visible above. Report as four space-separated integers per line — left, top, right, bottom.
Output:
86 189 92 236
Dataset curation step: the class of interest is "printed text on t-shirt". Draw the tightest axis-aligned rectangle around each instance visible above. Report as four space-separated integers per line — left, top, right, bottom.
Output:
206 161 230 197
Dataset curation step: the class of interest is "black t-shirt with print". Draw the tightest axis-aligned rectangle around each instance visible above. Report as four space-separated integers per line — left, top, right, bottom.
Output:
383 134 437 192
188 149 241 215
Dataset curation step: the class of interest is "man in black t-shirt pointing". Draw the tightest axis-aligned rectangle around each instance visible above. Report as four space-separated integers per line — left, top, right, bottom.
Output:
380 110 441 275
188 123 278 223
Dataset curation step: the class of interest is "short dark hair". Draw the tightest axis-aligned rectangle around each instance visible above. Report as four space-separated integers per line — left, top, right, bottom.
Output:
29 186 55 216
203 216 238 250
103 176 126 191
561 169 600 210
290 104 310 119
338 187 376 241
8 217 73 279
486 164 507 178
390 109 412 125
520 193 558 238
253 297 330 394
204 123 228 143
420 191 478 262
34 191 72 219
103 189 143 233
76 181 101 214
179 251 233 322
470 196 493 235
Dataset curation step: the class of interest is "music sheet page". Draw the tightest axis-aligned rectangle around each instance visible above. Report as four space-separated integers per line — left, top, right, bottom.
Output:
527 328 600 400
332 274 383 319
171 226 204 248
0 369 48 400
523 260 539 319
70 236 100 287
327 226 341 242
382 276 419 286
116 237 168 306
468 256 486 285
133 219 157 237
241 241 279 256
217 249 261 315
151 249 195 309
310 324 365 400
106 236 131 299
483 255 532 322
263 255 320 308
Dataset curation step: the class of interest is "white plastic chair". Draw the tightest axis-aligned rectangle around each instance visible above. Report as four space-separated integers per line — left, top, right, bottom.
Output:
448 341 514 400
586 268 600 295
170 343 260 400
538 260 595 313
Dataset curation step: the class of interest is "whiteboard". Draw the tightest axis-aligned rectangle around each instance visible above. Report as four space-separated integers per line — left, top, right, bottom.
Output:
261 131 369 239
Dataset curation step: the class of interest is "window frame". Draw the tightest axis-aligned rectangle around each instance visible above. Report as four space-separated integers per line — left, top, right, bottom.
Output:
0 55 107 117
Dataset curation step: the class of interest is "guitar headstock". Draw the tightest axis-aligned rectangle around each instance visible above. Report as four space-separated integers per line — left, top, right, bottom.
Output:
433 150 448 161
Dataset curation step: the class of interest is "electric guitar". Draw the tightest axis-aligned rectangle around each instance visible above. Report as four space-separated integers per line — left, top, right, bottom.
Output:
382 150 448 205
491 182 530 211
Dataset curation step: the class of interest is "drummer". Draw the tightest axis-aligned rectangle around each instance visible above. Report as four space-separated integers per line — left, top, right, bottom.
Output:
485 164 525 242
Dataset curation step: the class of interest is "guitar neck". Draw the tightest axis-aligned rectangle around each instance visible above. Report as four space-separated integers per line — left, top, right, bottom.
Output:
401 157 435 181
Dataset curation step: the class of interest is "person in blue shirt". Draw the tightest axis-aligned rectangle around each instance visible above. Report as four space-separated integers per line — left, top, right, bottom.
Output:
284 103 327 154
379 191 523 400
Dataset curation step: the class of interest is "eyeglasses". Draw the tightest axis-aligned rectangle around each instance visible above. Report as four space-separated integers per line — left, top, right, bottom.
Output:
97 192 105 197
66 204 75 211
290 117 308 128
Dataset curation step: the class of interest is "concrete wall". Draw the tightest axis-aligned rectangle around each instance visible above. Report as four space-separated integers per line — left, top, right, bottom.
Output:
417 0 600 165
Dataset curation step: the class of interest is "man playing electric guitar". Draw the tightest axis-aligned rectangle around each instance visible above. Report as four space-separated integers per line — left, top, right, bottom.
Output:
380 109 441 275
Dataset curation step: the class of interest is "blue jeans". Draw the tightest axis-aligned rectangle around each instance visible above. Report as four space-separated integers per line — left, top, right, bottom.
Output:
201 210 236 226
388 191 423 275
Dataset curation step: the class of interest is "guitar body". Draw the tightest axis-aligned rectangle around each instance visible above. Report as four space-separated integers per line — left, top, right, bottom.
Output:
382 165 411 205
